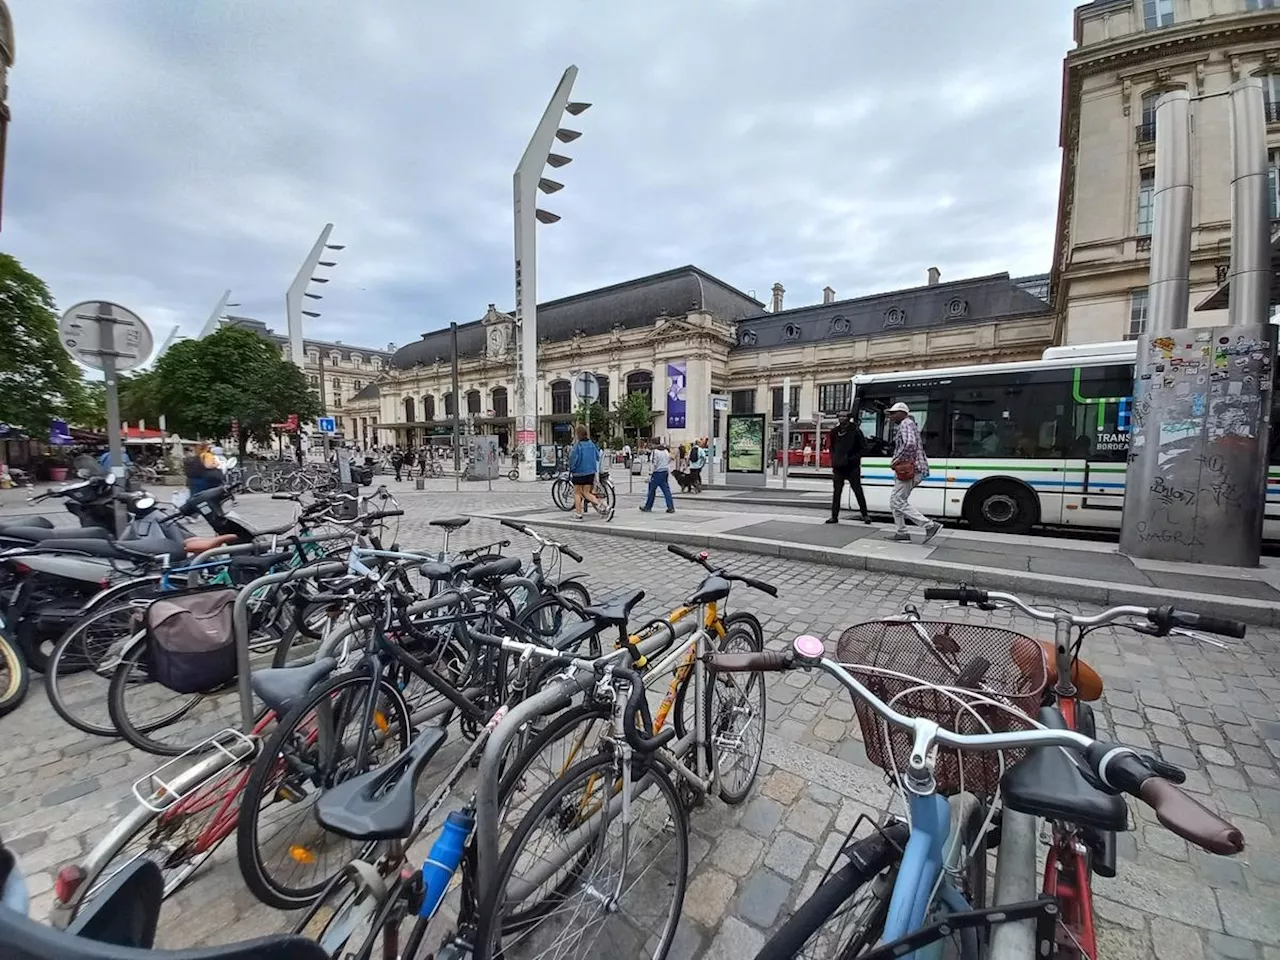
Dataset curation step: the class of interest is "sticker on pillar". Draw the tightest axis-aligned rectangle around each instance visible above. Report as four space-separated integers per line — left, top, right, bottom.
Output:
1191 394 1206 417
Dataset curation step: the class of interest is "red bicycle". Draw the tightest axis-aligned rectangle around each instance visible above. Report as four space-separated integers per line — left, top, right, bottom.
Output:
923 585 1246 960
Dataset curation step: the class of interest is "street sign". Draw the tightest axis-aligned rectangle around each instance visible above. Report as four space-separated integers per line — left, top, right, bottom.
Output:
317 416 337 434
58 301 153 372
713 397 729 411
572 371 599 404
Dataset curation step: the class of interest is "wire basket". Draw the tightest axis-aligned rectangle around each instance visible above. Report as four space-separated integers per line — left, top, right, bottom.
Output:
837 620 1048 796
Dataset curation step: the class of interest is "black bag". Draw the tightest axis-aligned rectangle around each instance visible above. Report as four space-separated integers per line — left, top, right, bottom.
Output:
145 589 239 694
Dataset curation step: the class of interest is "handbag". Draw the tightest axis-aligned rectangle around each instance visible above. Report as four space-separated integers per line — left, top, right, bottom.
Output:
145 589 238 694
893 461 917 481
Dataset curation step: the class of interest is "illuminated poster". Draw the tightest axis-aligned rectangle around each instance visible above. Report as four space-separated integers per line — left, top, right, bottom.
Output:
727 414 766 473
666 361 687 430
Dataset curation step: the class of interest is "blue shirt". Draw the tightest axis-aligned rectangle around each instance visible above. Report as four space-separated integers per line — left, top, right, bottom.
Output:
568 440 600 476
98 450 132 471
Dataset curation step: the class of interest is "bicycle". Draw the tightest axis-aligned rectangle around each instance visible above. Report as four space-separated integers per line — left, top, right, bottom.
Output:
722 628 1245 960
916 585 1247 960
550 470 615 516
0 610 29 718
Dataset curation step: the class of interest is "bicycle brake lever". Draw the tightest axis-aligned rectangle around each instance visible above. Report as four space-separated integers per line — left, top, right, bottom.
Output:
1169 627 1229 649
976 602 998 612
1142 754 1187 784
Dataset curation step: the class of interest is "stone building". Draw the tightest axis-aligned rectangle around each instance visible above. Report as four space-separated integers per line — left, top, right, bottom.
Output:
1054 0 1280 345
341 265 1054 451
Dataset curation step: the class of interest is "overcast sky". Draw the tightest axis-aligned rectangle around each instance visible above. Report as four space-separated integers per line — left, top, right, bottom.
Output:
5 0 1079 355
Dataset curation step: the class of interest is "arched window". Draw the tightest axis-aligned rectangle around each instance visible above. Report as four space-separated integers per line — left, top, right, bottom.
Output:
592 374 610 409
491 386 509 418
550 379 573 415
625 370 653 399
443 392 455 418
424 395 436 421
404 397 416 422
466 390 482 415
1139 90 1160 143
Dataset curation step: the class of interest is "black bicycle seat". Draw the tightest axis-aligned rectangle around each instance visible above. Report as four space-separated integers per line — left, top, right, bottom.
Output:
251 659 337 716
688 576 731 605
1001 706 1129 832
429 517 470 531
463 556 521 583
314 726 449 841
228 551 293 573
583 589 645 626
418 557 473 581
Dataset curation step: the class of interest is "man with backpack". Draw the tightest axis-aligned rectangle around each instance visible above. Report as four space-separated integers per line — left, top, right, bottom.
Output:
687 440 705 493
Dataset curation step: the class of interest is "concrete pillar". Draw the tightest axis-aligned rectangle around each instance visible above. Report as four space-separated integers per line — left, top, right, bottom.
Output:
1228 78 1270 329
1149 90 1193 334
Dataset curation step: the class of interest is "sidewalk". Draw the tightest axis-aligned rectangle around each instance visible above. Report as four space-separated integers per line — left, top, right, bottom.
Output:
477 500 1280 627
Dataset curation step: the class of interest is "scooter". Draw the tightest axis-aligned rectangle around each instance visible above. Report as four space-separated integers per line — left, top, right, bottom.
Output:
0 473 122 548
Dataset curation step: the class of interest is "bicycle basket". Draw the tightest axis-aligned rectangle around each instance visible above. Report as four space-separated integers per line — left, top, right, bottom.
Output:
145 588 239 694
836 620 1047 796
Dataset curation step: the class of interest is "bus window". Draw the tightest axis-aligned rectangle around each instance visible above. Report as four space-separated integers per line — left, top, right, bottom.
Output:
947 373 1068 459
1070 363 1133 462
858 390 947 459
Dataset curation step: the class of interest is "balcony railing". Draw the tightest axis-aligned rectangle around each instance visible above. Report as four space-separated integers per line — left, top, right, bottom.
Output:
1135 121 1156 144
1268 100 1280 125
1136 236 1152 252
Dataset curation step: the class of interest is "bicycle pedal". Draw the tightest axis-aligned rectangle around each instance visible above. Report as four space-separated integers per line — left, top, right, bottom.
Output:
275 782 306 804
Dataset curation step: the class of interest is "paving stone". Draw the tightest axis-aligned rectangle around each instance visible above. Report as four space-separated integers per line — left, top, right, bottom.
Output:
1116 726 1153 749
1096 921 1155 960
806 783 841 806
1161 744 1204 770
1245 852 1280 886
703 916 765 960
1214 705 1250 726
735 869 793 927
1141 689 1175 710
1218 889 1280 945
1201 745 1238 767
40 778 100 807
1093 861 1224 930
1152 919 1206 960
1207 932 1261 959
682 868 737 927
760 770 805 805
764 832 814 881
790 702 820 723
1144 825 1189 862
688 832 711 870
811 718 845 742
1225 725 1262 747
740 796 784 837
786 797 834 841
1193 851 1247 890
1155 725 1192 747
1245 766 1279 788
709 830 764 878
1181 705 1217 725
767 684 800 705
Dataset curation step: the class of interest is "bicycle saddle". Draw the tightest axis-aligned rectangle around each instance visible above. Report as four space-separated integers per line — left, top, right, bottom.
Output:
314 726 449 841
688 576 731 605
251 658 337 716
463 556 522 583
583 589 645 626
429 517 470 531
1001 706 1129 832
418 557 474 581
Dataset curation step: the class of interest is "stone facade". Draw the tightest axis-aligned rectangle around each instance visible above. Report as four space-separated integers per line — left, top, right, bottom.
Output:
1055 0 1280 345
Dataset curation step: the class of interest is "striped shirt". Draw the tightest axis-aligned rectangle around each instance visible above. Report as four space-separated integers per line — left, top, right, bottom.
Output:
892 417 930 479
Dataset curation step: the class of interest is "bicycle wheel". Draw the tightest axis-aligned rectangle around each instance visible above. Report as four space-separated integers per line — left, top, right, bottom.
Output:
551 479 573 512
236 669 412 909
672 613 766 803
0 623 30 718
755 825 907 959
46 603 146 736
294 867 393 958
245 473 266 494
480 752 688 959
596 479 616 515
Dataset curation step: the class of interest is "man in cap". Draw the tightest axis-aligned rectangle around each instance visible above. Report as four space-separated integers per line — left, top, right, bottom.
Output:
887 402 941 543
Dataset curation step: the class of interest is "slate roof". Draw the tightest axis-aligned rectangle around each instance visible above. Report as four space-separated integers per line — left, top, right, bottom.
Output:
225 317 394 362
350 381 380 402
387 266 764 370
731 272 1054 352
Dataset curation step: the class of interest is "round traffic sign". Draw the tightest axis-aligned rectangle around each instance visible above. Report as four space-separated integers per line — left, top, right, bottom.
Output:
58 301 154 372
572 371 599 403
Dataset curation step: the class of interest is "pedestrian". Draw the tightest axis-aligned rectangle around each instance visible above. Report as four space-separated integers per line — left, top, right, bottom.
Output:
687 439 705 492
184 442 224 495
622 441 632 469
886 402 941 543
391 446 404 482
640 442 675 513
803 442 813 467
827 410 870 525
568 423 610 521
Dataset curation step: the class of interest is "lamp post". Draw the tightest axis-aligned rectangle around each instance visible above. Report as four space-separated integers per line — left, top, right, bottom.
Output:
285 223 344 367
513 66 590 481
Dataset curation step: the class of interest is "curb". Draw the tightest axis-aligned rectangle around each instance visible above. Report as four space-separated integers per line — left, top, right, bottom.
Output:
474 512 1280 628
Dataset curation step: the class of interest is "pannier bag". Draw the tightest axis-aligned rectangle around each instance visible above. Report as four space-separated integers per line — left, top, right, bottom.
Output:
145 589 239 694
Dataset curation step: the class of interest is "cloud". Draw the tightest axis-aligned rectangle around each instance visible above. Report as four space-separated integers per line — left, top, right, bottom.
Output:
3 0 1077 352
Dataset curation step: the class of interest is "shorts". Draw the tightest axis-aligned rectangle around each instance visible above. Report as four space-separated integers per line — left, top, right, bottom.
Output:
570 474 596 487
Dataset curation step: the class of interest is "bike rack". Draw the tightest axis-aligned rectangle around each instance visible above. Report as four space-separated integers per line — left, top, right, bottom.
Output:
189 531 353 582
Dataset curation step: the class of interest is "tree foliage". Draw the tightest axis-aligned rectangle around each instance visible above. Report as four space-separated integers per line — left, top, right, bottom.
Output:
118 369 163 425
613 391 653 438
150 326 319 453
0 253 91 432
574 400 612 441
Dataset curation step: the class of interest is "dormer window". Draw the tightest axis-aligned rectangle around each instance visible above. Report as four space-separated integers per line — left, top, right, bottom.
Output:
782 323 801 342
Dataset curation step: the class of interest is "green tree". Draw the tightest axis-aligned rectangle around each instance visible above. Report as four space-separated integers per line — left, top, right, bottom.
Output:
69 379 107 430
151 326 320 454
0 253 89 433
613 391 652 442
574 400 612 441
118 369 164 425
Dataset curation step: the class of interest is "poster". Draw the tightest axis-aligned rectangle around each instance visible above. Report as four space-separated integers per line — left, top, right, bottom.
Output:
666 361 687 430
726 414 766 473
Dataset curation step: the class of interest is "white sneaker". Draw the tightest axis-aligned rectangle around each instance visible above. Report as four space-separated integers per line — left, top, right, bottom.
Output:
570 514 584 522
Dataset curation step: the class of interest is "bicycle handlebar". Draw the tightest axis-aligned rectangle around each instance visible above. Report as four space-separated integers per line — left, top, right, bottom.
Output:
666 544 779 597
614 666 676 754
498 518 583 563
707 641 1245 856
922 585 1246 639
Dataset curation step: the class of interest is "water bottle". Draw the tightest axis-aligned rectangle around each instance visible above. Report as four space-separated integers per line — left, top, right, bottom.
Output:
418 809 475 918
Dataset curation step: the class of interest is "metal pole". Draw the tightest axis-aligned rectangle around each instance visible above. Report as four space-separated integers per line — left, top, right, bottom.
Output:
815 412 824 474
514 67 578 481
1148 90 1193 334
97 306 127 533
451 322 461 472
286 224 333 367
199 289 231 339
1228 77 1271 327
317 351 330 463
781 377 791 490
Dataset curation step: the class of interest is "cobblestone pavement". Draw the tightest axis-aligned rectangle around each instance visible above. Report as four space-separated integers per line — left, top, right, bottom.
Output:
2 485 1279 958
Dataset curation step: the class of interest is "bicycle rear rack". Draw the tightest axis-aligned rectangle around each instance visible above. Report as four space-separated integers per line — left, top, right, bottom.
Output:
131 727 258 813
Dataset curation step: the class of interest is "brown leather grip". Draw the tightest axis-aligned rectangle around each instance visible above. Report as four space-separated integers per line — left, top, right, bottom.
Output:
1138 778 1245 856
706 650 792 673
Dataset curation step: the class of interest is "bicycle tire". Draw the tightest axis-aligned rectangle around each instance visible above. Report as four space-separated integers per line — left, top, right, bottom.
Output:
671 610 763 758
46 603 144 736
0 625 30 718
236 669 411 909
245 473 266 494
704 621 767 804
550 479 573 512
106 640 224 757
479 751 689 958
754 824 907 959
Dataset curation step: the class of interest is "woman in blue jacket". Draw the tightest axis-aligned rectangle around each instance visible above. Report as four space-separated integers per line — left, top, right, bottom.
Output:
568 424 610 521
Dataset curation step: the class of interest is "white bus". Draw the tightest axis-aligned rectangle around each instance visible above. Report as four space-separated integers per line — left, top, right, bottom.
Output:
850 342 1280 536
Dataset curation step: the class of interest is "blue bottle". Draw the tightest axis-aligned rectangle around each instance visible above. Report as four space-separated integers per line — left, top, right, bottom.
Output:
419 809 475 918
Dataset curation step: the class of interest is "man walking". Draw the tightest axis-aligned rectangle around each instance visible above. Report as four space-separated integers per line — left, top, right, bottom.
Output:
639 442 675 513
887 402 941 543
826 410 870 525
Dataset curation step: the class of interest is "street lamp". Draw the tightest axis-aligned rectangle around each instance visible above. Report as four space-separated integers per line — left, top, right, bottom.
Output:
513 65 590 480
285 223 343 367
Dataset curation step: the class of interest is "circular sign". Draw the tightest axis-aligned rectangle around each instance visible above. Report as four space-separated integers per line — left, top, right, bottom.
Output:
572 371 599 403
58 301 154 372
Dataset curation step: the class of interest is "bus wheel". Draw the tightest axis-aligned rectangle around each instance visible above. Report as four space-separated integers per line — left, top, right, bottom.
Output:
964 481 1037 535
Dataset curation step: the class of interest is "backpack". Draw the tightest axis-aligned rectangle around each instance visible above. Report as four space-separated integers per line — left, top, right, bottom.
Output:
689 446 703 468
145 589 239 694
